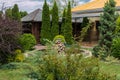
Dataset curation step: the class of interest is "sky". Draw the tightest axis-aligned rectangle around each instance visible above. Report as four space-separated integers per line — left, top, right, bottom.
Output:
0 0 91 13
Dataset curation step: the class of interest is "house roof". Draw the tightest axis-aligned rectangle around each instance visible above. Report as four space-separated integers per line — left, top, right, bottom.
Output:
21 9 42 22
72 0 120 12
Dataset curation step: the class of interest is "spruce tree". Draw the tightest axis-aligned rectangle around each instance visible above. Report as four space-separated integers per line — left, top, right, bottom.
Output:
41 0 51 44
61 9 66 36
51 1 59 40
64 2 73 44
12 4 20 20
93 0 117 57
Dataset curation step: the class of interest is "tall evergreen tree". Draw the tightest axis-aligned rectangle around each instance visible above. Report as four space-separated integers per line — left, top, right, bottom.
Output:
5 8 12 19
81 17 89 28
20 11 28 18
51 1 59 40
12 4 20 20
0 11 2 18
41 0 51 44
115 16 120 36
93 0 117 57
61 9 66 36
64 2 73 44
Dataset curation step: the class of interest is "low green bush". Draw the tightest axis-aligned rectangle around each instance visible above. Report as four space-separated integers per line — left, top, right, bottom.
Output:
37 49 116 80
111 37 120 59
14 49 25 62
19 34 36 51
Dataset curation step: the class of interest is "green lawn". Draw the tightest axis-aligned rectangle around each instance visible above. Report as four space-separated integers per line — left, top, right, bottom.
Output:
0 50 120 80
100 62 120 80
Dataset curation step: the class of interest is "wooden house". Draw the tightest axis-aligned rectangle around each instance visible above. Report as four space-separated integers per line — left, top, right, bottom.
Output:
21 0 120 44
21 9 42 43
72 0 120 42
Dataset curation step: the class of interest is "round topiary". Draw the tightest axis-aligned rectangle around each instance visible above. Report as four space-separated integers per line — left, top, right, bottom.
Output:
19 34 36 51
111 37 120 59
53 35 66 44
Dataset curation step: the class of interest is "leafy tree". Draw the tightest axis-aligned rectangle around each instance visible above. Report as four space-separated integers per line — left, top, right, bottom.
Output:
0 17 22 64
20 11 28 18
12 4 20 20
51 1 59 40
60 9 66 36
64 2 73 44
93 0 117 57
41 0 51 44
5 8 12 19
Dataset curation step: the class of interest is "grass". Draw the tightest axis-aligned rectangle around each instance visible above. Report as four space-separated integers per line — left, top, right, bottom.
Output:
0 50 120 80
0 50 43 80
100 62 120 80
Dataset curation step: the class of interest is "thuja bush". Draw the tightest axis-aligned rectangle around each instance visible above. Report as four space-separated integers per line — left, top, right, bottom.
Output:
111 37 120 59
53 35 66 44
38 49 116 80
19 33 36 51
14 49 24 62
0 17 21 64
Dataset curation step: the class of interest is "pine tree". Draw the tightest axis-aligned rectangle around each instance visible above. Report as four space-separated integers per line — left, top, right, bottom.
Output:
12 4 20 20
64 2 73 44
61 9 66 36
40 0 51 44
93 0 117 57
51 1 59 40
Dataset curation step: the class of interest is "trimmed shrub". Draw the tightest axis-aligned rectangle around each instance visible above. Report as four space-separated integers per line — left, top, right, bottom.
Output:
53 35 66 44
111 37 120 59
19 34 36 51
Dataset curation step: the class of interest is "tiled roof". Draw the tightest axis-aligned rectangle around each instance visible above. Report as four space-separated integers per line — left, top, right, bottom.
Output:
21 9 42 22
72 0 120 12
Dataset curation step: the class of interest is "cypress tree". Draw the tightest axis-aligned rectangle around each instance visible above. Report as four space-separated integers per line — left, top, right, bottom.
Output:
41 0 51 44
51 1 59 40
64 2 73 44
93 0 117 57
61 9 66 36
12 4 20 20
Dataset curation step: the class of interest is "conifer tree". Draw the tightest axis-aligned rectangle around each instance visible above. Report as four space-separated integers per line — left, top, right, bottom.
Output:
41 0 51 44
5 8 12 19
51 1 59 40
20 11 28 18
61 9 66 36
64 2 73 44
115 16 120 36
81 17 89 28
93 0 117 57
12 4 20 20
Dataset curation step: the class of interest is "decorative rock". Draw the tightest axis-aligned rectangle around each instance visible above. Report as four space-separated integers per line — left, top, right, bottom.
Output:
54 40 65 54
